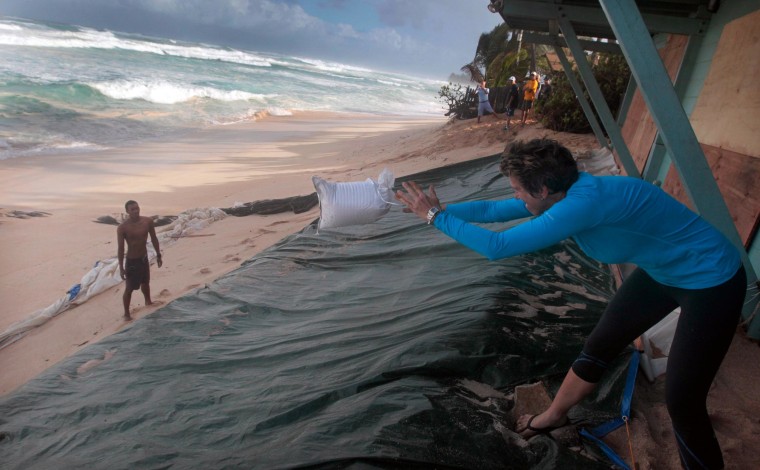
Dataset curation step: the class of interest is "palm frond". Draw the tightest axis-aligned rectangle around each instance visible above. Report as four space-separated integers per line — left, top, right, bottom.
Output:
459 63 484 83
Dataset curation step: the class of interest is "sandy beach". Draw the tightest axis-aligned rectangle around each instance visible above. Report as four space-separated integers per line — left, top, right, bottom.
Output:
1 112 550 393
2 112 759 468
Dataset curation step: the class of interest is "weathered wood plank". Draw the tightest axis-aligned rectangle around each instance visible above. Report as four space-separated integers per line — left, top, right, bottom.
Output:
619 33 688 173
663 144 760 247
689 10 760 157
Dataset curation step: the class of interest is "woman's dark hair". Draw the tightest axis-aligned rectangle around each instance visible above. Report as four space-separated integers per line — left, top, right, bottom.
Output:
500 138 579 196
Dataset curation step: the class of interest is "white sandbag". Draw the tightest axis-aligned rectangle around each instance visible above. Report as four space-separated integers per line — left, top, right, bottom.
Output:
639 308 679 381
313 168 396 230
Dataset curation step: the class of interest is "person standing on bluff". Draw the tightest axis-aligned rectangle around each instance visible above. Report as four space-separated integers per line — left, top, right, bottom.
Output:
521 72 540 126
475 80 504 124
504 76 520 130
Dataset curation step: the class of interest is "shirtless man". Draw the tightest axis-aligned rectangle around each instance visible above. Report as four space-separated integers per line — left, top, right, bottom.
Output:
117 200 162 320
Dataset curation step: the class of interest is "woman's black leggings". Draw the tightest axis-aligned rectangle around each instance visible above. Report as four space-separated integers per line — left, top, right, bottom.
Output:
572 266 746 470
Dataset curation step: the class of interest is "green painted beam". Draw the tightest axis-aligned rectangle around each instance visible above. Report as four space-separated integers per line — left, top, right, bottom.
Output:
558 16 640 178
500 0 708 36
553 46 608 149
642 137 667 184
643 34 704 184
522 32 622 54
599 0 758 332
616 75 636 128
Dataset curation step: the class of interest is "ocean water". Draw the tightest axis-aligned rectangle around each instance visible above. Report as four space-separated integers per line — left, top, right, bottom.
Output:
0 17 444 160
0 156 627 469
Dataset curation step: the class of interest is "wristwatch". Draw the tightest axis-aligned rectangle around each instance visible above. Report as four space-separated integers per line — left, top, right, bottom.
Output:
426 206 442 225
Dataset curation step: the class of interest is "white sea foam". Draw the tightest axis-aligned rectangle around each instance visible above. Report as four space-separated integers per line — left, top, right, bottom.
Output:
0 139 107 160
89 80 265 104
0 20 272 68
211 106 294 126
295 57 373 75
376 79 403 87
266 107 292 116
0 23 23 31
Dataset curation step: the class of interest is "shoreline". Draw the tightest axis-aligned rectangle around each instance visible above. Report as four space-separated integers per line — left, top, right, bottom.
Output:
3 111 574 395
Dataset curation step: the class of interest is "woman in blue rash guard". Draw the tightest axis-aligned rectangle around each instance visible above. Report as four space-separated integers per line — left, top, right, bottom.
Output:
395 138 746 470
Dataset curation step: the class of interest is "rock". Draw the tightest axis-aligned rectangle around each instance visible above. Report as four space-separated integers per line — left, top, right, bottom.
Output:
512 382 553 424
94 215 120 225
222 193 318 216
512 381 579 446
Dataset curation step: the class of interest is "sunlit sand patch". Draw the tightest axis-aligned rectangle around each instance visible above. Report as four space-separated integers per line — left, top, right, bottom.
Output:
503 305 538 318
239 237 257 247
543 305 575 316
538 291 562 300
532 327 550 338
553 265 565 279
458 379 508 400
128 300 164 318
549 282 608 302
76 349 116 375
456 379 510 410
527 276 549 288
223 254 241 263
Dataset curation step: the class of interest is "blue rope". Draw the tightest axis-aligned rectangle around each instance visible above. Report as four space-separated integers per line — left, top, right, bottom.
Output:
579 350 641 469
579 427 631 470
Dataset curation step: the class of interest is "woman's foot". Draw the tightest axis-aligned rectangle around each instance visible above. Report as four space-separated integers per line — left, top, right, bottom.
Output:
516 412 569 438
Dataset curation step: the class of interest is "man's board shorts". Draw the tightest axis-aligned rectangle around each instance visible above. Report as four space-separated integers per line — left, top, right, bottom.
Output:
125 256 150 291
521 99 534 110
478 100 496 116
506 107 516 117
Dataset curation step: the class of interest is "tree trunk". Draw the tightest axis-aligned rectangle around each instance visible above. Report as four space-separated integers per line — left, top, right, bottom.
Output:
516 30 523 66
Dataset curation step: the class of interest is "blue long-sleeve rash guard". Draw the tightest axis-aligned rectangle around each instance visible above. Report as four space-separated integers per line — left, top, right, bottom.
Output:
434 172 741 289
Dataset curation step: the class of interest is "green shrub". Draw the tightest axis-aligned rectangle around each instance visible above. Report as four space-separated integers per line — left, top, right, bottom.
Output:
537 53 631 134
438 83 471 120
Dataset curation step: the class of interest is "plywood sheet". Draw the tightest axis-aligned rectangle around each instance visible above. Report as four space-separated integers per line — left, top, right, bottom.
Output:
620 34 688 174
662 144 760 246
690 10 760 158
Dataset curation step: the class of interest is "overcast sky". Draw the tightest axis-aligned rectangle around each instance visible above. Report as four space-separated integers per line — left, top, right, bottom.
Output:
2 0 504 79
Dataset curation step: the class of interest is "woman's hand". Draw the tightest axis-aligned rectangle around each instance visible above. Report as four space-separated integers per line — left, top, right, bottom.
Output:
395 181 441 222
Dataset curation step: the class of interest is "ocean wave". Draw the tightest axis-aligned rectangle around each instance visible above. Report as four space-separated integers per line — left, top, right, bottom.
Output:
294 56 373 75
0 18 272 68
211 106 294 126
0 137 106 160
267 107 293 116
376 79 403 87
0 23 23 32
88 79 269 104
1 17 445 159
